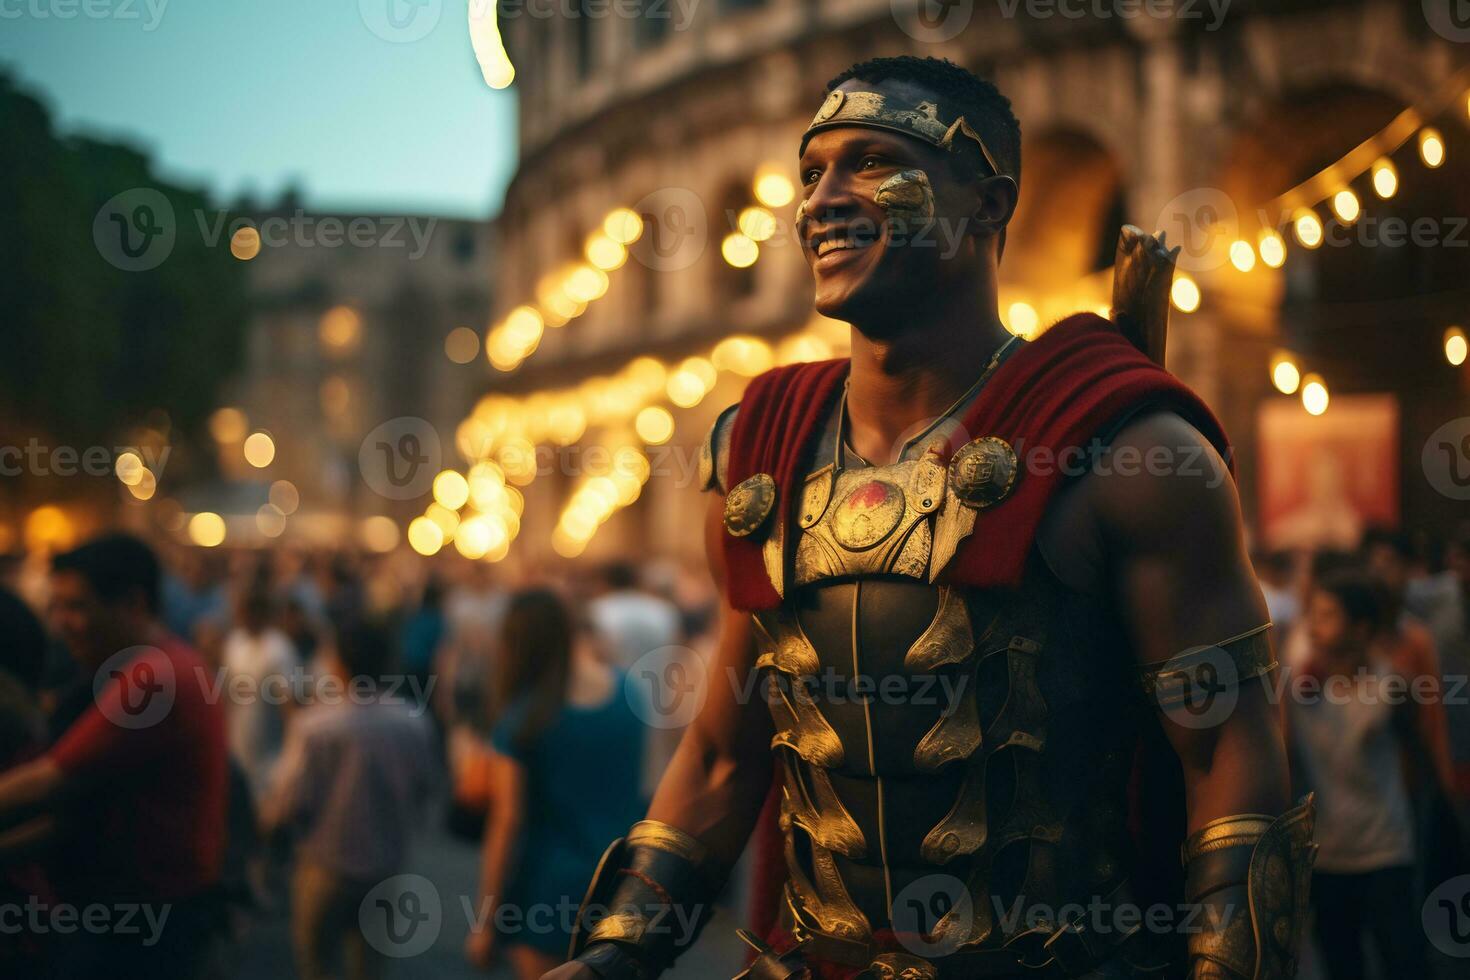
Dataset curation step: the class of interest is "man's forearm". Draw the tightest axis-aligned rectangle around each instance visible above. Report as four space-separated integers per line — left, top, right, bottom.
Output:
645 724 774 870
563 722 773 978
1173 687 1315 980
1178 687 1290 832
0 758 64 821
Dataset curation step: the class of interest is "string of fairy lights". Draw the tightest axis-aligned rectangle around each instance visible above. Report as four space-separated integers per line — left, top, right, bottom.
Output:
409 315 850 559
482 165 798 372
1187 69 1470 417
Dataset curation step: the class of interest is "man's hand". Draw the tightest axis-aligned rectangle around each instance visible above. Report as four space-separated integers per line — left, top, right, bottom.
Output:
464 927 496 971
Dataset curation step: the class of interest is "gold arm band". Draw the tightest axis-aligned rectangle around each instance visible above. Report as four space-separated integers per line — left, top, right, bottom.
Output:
625 820 712 868
1181 813 1275 863
1138 623 1277 708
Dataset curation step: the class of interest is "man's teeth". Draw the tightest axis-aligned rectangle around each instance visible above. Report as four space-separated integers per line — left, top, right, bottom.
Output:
816 238 868 257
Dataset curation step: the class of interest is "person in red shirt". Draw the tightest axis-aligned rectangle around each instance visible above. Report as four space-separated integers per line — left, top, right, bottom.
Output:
0 533 228 980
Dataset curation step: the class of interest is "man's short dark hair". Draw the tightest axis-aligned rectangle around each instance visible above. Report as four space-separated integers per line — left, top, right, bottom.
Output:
52 533 161 615
1361 526 1413 561
1316 568 1387 632
602 561 639 591
334 619 392 679
826 55 1022 187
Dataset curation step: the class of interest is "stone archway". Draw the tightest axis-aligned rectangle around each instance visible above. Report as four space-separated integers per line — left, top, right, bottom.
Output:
1002 127 1125 321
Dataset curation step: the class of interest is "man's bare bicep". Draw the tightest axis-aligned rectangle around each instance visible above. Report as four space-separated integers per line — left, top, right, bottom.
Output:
1095 412 1270 668
1092 413 1287 817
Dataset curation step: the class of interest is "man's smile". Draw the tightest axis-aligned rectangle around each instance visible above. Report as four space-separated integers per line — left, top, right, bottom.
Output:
807 222 883 270
815 236 874 260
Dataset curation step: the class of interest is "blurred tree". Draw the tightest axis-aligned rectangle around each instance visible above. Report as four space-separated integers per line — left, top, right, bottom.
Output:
0 72 249 460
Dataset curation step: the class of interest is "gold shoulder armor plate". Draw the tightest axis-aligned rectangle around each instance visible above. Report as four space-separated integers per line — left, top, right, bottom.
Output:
699 403 739 494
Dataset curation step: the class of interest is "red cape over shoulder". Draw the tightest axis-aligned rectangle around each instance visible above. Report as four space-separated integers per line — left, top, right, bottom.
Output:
720 312 1233 611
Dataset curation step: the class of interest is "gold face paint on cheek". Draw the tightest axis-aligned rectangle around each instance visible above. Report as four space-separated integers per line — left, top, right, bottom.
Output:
873 168 936 227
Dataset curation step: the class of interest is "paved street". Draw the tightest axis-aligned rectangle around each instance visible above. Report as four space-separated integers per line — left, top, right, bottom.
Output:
232 815 747 980
226 822 1466 980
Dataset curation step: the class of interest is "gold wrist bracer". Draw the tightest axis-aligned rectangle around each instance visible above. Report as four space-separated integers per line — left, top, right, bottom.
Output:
1181 796 1318 979
624 820 711 865
569 820 728 977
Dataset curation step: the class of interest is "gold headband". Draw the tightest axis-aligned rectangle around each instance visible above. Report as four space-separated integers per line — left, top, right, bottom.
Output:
799 88 1004 178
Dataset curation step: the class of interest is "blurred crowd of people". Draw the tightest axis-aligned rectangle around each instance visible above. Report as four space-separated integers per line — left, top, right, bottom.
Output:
0 532 717 980
1259 524 1470 979
0 519 1465 980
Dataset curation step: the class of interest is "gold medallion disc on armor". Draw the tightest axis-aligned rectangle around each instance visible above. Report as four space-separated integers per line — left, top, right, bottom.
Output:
724 473 777 537
948 436 1018 509
830 479 906 551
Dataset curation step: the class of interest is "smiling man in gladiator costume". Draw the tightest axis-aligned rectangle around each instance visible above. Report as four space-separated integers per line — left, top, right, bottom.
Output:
545 55 1315 980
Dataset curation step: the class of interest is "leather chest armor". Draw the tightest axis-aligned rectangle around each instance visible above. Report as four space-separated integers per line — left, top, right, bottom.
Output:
714 402 1154 971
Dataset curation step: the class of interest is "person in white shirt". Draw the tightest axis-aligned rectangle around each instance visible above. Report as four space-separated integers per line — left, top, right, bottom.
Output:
586 562 683 672
586 562 686 795
222 584 298 803
1289 570 1431 980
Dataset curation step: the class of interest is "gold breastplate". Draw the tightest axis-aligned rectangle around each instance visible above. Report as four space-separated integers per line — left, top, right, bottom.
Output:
721 429 1138 963
752 435 1017 594
792 453 941 584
